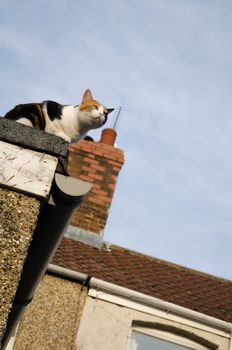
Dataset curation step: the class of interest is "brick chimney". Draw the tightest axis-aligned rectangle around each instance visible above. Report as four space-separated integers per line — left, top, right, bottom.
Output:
66 128 124 247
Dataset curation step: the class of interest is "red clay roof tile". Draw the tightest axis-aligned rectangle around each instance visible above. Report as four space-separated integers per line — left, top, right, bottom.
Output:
52 237 232 323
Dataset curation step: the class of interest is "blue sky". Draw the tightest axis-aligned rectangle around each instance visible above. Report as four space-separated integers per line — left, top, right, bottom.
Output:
0 0 232 279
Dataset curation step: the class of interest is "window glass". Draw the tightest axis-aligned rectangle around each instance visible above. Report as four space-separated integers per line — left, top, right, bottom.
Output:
128 331 195 350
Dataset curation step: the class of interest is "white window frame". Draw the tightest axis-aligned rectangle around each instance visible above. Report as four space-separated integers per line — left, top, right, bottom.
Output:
128 328 213 350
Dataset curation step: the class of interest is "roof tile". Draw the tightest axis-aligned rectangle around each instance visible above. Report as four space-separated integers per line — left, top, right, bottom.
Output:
52 238 232 323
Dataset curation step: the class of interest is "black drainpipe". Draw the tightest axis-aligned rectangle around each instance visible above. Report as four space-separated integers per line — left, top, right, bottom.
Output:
1 174 92 350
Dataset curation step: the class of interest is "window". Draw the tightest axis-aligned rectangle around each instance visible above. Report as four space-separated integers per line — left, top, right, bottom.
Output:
128 329 213 350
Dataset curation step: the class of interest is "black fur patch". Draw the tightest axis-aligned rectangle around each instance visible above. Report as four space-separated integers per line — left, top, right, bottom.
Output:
45 101 63 121
5 103 45 130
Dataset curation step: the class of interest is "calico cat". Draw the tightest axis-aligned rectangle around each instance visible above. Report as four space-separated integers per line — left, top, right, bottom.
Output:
4 89 114 143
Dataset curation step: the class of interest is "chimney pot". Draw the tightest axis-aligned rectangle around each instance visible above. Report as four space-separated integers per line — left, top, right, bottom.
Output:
67 137 124 242
100 128 117 146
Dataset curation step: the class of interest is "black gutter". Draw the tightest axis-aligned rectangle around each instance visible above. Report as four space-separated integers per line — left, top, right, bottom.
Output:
1 174 92 349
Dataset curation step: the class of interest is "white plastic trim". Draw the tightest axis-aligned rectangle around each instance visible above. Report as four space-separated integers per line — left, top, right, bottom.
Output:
48 264 232 339
90 278 232 333
48 264 88 282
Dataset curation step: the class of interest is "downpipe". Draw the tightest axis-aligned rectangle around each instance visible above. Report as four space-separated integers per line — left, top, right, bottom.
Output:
1 174 92 349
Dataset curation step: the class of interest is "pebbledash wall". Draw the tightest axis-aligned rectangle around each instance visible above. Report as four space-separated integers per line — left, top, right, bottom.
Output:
11 274 88 350
13 274 231 350
10 130 125 350
6 128 232 350
0 189 40 342
0 119 62 345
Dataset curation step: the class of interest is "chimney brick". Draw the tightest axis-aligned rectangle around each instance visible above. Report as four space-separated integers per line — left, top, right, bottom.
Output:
68 136 124 238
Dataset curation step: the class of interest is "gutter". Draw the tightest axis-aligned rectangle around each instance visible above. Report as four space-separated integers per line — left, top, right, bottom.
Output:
47 264 232 336
48 263 88 283
1 174 92 350
89 278 232 333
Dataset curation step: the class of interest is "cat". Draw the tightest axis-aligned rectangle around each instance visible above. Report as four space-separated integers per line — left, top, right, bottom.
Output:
4 89 114 143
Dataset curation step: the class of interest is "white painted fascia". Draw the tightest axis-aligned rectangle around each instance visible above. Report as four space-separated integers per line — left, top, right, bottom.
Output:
0 140 58 198
89 278 232 338
48 264 232 339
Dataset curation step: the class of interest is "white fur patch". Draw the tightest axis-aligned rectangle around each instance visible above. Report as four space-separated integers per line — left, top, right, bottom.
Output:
43 102 107 143
17 118 33 127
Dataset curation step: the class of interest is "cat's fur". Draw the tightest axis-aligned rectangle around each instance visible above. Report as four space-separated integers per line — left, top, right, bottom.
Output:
4 89 114 143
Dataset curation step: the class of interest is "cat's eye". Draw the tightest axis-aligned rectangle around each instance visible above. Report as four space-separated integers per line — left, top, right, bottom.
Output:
93 105 98 110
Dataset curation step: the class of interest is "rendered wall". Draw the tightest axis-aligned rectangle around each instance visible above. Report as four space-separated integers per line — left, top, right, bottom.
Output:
13 274 88 350
0 118 69 347
0 188 40 340
75 297 230 350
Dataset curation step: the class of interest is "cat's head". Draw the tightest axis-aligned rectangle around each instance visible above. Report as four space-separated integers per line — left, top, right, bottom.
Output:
78 89 114 130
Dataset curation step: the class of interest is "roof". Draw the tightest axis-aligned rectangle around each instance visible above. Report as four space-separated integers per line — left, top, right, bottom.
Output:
0 118 68 173
52 237 232 323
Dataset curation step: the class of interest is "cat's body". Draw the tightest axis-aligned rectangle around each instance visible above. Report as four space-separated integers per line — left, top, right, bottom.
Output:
4 89 114 143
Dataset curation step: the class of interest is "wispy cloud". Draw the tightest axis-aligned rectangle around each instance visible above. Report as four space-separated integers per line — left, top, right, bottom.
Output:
0 0 232 279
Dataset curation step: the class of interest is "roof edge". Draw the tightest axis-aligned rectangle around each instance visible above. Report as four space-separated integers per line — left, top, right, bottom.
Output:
48 263 88 282
48 264 232 333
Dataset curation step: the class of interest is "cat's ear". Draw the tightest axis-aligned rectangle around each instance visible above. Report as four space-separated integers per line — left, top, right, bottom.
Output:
107 108 114 114
82 89 93 103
